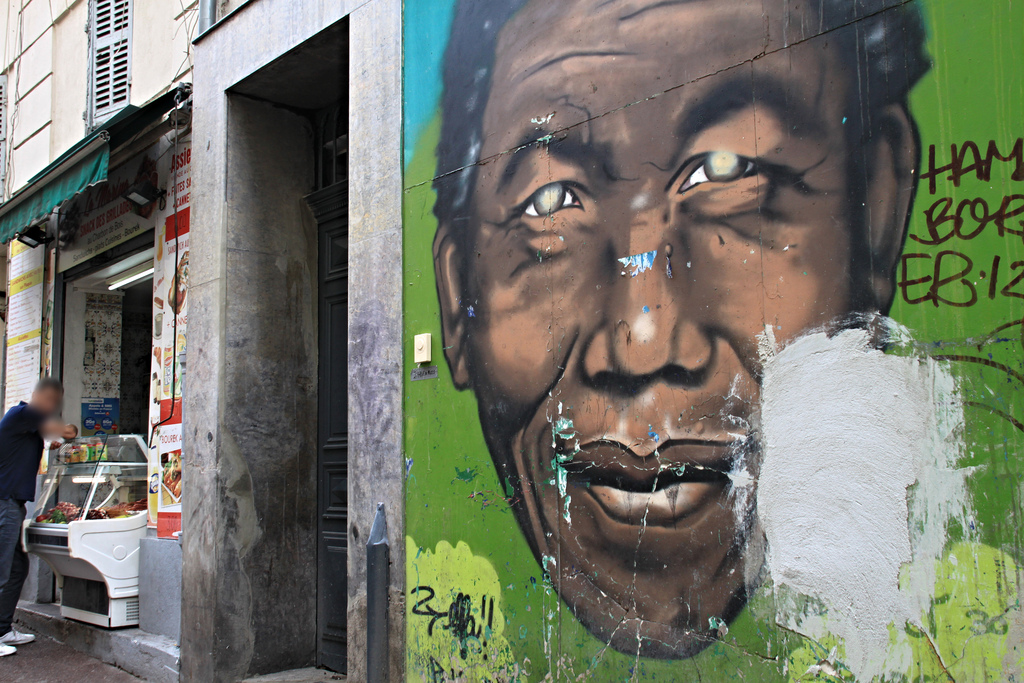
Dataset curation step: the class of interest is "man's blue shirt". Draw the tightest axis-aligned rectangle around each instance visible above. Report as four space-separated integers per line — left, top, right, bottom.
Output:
0 402 45 502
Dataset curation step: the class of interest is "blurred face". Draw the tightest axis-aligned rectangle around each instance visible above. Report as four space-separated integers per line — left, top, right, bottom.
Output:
31 387 63 417
435 0 914 659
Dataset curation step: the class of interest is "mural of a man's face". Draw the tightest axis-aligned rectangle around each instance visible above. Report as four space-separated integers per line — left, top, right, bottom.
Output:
435 0 920 658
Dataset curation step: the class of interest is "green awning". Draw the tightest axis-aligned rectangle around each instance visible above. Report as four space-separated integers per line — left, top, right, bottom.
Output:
0 138 109 243
0 87 185 244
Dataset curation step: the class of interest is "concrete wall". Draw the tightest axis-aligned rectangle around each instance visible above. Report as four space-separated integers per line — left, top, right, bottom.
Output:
60 284 87 430
182 95 318 681
139 537 182 641
346 1 404 680
186 0 405 679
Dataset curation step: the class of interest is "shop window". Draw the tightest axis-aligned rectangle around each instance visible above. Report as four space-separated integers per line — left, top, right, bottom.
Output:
88 0 132 128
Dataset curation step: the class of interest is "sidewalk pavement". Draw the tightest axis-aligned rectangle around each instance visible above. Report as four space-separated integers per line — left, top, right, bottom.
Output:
0 631 142 682
242 669 345 682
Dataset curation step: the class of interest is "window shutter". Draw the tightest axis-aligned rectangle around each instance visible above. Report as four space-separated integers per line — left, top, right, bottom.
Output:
89 0 131 127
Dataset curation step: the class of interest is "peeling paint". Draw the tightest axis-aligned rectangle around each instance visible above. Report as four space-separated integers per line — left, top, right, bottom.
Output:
617 250 657 277
551 416 578 523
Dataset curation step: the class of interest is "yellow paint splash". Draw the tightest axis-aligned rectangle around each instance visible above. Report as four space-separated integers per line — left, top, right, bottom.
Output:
406 537 524 682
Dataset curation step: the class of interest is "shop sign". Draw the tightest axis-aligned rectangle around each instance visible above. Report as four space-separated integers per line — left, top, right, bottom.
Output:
81 398 120 436
58 147 162 272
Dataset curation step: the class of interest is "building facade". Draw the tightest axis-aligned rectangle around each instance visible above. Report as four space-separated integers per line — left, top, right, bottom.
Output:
0 0 196 679
0 0 1022 681
185 0 402 679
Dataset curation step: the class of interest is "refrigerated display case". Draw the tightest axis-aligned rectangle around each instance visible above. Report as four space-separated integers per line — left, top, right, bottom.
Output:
24 435 150 628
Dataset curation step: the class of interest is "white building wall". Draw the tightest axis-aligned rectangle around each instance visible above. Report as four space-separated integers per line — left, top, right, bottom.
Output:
49 0 87 156
130 0 196 108
0 0 196 197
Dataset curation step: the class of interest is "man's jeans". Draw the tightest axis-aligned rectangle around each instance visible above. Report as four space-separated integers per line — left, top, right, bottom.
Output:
0 498 27 637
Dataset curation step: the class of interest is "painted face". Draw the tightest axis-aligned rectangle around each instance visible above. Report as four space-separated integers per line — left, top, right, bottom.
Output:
435 0 911 659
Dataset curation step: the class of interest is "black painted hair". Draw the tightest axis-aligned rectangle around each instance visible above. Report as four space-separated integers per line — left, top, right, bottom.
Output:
433 0 930 228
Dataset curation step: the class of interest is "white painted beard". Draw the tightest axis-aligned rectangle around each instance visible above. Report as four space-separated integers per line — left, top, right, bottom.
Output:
748 318 972 681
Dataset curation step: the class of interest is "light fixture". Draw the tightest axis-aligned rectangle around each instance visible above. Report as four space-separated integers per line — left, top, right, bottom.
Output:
15 221 53 249
108 264 155 290
122 179 165 210
71 476 108 485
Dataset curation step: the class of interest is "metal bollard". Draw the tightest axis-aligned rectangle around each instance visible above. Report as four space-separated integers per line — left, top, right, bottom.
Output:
367 502 389 683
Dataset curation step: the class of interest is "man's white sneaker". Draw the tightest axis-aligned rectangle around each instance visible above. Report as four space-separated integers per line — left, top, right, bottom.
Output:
0 643 15 656
0 630 34 645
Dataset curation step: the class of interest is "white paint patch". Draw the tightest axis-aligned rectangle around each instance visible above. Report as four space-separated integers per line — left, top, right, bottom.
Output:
630 192 651 211
631 311 656 345
757 322 970 681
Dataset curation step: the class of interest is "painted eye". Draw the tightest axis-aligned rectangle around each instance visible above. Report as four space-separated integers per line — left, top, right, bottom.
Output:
678 151 755 194
523 182 581 217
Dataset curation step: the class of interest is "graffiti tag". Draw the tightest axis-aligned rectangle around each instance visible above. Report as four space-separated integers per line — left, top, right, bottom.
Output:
901 137 1024 310
411 585 496 659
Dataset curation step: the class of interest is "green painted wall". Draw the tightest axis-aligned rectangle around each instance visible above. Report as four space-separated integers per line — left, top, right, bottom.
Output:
402 1 1024 680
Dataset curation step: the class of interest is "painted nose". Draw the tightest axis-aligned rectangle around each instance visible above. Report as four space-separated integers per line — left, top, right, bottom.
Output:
583 248 713 387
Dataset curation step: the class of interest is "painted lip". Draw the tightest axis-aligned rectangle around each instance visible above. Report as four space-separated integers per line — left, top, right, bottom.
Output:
559 440 738 526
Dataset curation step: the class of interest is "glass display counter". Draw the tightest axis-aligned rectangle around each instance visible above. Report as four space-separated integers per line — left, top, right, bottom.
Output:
24 435 149 628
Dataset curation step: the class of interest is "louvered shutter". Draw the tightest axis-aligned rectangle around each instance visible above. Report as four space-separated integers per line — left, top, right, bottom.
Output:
89 0 131 127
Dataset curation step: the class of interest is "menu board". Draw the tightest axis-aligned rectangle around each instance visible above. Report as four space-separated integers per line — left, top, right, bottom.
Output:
5 239 45 413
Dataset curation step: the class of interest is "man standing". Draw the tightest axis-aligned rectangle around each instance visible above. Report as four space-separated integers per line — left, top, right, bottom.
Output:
0 378 77 656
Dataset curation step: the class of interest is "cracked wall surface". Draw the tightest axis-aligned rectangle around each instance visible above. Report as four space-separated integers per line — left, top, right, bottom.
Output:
402 0 1024 680
185 0 406 680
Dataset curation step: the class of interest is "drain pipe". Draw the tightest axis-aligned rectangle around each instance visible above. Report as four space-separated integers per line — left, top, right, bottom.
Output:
198 0 216 35
367 503 389 683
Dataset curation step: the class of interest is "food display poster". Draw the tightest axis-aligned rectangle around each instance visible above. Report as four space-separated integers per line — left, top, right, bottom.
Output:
148 138 190 537
81 397 119 436
5 239 44 414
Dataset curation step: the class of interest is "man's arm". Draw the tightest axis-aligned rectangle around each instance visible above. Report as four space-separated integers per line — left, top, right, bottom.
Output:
42 419 78 440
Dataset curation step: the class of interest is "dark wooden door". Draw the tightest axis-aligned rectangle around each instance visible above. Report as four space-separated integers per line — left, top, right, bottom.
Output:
309 183 349 673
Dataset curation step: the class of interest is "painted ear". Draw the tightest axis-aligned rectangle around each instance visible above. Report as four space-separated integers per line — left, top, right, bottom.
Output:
862 103 919 312
433 221 471 389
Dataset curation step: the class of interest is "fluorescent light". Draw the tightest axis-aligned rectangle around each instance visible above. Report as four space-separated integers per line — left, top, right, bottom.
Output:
108 266 154 290
71 476 106 484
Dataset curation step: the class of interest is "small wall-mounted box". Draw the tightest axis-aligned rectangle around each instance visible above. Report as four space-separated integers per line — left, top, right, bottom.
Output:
413 333 432 364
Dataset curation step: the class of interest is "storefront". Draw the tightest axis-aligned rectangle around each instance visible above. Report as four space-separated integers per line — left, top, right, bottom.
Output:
0 87 190 639
51 130 191 540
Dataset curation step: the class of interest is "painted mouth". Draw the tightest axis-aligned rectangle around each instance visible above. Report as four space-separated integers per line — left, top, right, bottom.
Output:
560 440 738 526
